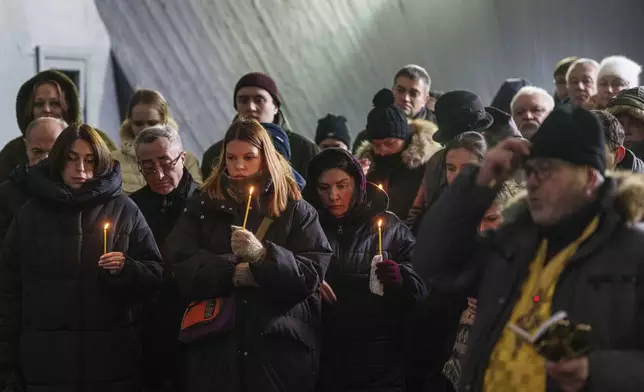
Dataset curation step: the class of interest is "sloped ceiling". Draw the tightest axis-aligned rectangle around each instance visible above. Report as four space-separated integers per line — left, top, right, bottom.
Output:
96 0 644 157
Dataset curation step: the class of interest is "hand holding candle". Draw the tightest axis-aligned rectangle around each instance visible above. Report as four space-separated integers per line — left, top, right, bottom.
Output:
242 186 254 230
99 222 124 275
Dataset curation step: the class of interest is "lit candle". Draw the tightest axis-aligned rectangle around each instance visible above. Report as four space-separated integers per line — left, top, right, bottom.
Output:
377 219 383 257
242 186 254 230
103 222 110 254
378 184 383 190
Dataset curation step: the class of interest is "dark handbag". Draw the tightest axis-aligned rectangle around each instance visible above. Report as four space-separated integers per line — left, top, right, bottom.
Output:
177 218 273 343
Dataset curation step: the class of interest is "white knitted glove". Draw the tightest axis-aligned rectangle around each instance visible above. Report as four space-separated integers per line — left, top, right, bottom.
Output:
369 254 384 296
231 226 265 263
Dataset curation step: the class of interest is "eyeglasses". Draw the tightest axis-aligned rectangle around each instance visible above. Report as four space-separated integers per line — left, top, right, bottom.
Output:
523 159 568 182
138 154 182 176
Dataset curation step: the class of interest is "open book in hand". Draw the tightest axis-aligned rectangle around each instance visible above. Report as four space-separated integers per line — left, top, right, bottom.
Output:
507 310 594 362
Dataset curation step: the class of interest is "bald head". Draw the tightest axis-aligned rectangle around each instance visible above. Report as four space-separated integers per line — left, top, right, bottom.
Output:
24 117 67 166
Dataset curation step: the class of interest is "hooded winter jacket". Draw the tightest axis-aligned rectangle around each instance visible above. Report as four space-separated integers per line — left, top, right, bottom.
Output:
414 166 644 392
200 110 319 180
112 120 202 195
0 160 163 392
303 148 427 392
165 181 332 392
355 119 441 220
0 70 116 181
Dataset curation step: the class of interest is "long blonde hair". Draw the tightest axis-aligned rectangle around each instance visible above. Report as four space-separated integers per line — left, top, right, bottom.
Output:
203 119 301 217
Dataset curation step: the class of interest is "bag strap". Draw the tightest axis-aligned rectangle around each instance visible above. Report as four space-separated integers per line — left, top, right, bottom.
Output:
255 217 274 241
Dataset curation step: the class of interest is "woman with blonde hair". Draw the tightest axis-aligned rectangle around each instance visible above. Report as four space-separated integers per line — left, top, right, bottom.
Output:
166 119 332 392
112 88 202 194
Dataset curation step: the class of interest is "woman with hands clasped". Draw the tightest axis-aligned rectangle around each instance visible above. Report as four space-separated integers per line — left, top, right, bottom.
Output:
165 119 332 392
303 148 427 392
0 124 163 392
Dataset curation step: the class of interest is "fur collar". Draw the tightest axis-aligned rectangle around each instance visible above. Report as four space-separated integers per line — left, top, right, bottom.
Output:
118 117 180 158
354 119 441 170
502 171 644 226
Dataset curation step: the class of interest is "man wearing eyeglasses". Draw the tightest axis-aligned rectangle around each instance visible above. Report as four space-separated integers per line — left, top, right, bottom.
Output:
130 124 199 392
414 106 644 392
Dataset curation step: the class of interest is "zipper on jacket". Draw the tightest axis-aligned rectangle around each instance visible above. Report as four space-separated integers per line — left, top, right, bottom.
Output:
76 211 85 390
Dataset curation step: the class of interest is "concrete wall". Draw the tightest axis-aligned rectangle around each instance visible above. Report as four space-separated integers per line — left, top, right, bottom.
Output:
97 0 644 158
0 0 120 147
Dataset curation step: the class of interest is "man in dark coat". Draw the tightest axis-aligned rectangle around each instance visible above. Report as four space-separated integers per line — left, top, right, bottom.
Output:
0 117 66 241
129 125 199 392
353 65 436 153
0 69 116 181
200 72 318 179
414 106 644 391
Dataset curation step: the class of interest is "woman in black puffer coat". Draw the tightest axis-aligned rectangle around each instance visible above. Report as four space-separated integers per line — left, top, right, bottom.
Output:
303 148 427 392
165 119 332 392
0 124 163 392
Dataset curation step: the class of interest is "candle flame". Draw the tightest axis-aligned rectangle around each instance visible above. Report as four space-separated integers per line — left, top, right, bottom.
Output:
378 184 383 190
378 219 382 228
103 223 110 230
249 186 254 195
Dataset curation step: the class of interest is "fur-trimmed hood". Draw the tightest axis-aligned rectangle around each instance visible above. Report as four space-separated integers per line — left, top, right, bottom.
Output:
354 119 441 170
501 171 644 226
118 117 180 157
606 104 644 124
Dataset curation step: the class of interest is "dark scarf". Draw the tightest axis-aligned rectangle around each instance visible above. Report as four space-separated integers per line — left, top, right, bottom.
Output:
373 150 405 171
220 170 272 203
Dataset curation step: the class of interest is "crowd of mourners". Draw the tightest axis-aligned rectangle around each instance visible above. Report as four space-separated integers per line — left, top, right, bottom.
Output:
0 54 643 392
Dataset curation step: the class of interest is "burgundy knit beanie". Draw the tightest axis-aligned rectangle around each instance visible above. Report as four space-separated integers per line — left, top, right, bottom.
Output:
233 72 281 109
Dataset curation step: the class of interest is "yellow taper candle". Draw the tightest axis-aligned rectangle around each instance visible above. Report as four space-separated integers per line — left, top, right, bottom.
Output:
242 186 254 229
103 223 110 254
377 219 383 257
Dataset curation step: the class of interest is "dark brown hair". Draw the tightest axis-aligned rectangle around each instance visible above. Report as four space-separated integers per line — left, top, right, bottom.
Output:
203 119 301 217
592 110 624 151
445 131 488 163
49 124 113 177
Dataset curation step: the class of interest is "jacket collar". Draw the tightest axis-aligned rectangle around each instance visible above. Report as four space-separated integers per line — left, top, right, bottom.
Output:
354 118 441 171
497 173 644 263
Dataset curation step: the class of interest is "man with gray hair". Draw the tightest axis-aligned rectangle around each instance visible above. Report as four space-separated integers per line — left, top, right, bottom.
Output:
129 124 199 392
566 58 600 109
511 86 555 139
0 116 67 241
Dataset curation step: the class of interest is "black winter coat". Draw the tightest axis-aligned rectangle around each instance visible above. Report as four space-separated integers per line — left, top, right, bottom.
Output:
165 186 332 392
414 167 644 392
130 169 200 254
0 161 163 392
130 169 199 392
0 165 29 242
305 174 427 392
355 120 441 220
